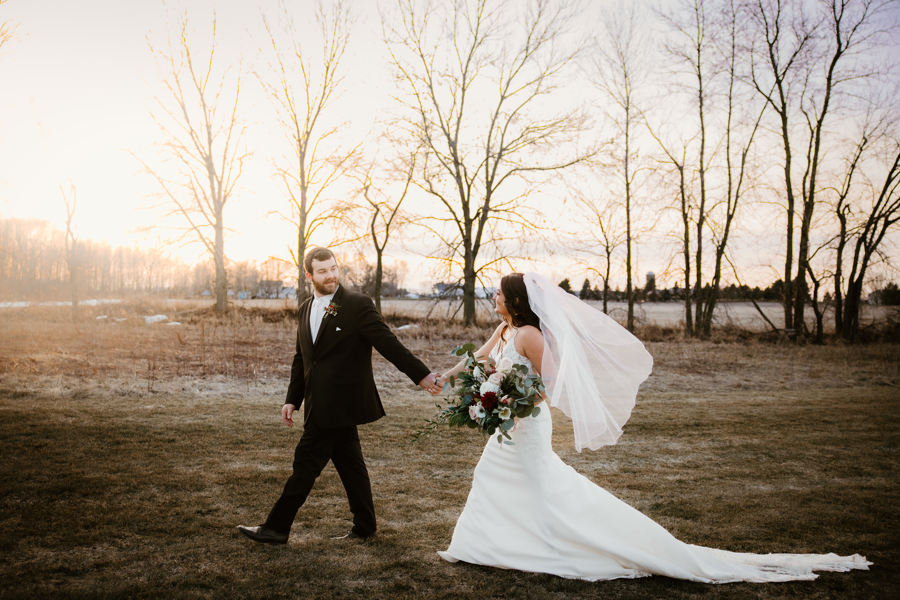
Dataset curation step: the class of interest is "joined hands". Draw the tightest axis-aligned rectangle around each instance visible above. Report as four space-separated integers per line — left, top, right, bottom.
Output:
419 373 444 395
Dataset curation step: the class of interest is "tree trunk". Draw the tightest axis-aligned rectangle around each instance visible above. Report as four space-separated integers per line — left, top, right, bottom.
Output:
842 280 861 340
694 40 707 337
833 214 847 334
603 256 611 315
297 226 311 309
463 257 477 327
296 157 311 309
215 217 227 312
682 185 692 338
374 249 383 315
625 105 635 333
781 106 795 332
806 265 824 344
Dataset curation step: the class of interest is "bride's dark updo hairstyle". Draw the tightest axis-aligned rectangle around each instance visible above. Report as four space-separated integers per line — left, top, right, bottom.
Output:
499 273 541 338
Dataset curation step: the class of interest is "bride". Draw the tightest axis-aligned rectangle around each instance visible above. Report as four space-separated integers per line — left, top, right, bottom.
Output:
434 272 870 583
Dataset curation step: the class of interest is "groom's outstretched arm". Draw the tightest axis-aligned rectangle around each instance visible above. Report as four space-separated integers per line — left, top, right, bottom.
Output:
355 295 432 385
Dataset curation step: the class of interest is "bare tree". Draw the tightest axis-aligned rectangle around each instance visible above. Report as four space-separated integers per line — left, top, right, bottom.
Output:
588 0 652 332
657 0 718 335
746 0 818 332
135 12 248 312
831 122 871 334
60 181 79 319
385 0 594 326
747 0 895 335
837 136 900 339
570 191 625 314
794 0 896 334
644 125 695 334
258 0 359 307
697 0 767 336
355 151 417 314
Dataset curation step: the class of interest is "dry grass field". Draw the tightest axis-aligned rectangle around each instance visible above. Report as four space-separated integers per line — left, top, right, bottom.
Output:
1 300 898 599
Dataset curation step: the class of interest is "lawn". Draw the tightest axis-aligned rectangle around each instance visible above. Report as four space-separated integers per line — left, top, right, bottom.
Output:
0 303 897 599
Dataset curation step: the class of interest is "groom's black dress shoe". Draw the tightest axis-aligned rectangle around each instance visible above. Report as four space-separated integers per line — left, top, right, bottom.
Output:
237 525 288 545
332 529 377 540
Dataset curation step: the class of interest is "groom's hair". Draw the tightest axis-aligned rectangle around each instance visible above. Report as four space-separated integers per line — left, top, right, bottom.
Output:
304 247 336 274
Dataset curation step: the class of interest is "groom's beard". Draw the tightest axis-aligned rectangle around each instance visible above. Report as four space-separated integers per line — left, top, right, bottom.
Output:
312 277 339 296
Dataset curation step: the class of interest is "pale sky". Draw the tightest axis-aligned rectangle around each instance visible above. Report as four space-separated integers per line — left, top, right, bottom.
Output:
2 0 897 292
1 0 380 271
2 0 608 290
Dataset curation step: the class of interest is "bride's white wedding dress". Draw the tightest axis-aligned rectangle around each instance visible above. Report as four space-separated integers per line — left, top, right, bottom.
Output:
437 329 871 583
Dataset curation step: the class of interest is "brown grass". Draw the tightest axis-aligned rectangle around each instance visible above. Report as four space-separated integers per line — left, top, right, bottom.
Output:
0 303 898 599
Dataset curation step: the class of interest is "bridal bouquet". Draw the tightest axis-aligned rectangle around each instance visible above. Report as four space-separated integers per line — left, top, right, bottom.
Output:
413 343 545 445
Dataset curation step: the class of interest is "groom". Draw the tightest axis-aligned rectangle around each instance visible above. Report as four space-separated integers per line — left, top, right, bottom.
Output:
238 247 440 544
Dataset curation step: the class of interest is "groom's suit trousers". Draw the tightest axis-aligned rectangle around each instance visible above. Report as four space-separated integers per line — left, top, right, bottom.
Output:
264 419 376 536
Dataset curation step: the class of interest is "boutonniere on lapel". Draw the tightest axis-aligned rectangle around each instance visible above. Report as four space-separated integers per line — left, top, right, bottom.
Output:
325 300 340 318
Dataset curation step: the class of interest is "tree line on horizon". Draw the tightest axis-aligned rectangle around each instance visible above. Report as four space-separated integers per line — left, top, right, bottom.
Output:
5 214 899 314
559 276 900 307
0 217 412 301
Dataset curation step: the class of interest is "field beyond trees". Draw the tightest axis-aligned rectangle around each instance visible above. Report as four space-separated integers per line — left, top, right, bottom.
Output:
1 302 898 599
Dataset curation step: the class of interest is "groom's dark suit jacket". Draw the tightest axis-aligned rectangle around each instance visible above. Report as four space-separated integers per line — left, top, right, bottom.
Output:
286 285 430 428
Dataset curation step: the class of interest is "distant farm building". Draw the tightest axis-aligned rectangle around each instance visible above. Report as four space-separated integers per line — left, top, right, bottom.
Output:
258 280 283 299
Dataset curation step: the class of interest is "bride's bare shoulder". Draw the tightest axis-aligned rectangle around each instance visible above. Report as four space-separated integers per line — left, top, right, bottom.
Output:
518 325 543 341
514 325 543 354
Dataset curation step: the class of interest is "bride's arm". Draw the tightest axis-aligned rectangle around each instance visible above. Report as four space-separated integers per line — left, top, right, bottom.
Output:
440 323 505 380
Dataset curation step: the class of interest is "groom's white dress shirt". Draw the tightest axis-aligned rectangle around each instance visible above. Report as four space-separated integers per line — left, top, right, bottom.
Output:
310 291 336 343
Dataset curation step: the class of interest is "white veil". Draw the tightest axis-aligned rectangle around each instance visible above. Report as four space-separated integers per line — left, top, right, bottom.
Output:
524 272 653 452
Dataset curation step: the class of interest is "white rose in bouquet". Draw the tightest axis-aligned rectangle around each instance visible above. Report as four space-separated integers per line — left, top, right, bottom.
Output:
479 381 501 395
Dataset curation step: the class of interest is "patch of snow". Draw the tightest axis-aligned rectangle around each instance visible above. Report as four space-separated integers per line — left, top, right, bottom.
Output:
0 299 123 308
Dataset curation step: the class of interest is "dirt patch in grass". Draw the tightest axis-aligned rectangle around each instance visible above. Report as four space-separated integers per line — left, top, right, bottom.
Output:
0 304 897 599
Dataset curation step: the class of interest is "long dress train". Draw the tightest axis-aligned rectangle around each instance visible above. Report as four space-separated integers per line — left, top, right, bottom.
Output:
437 330 871 583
